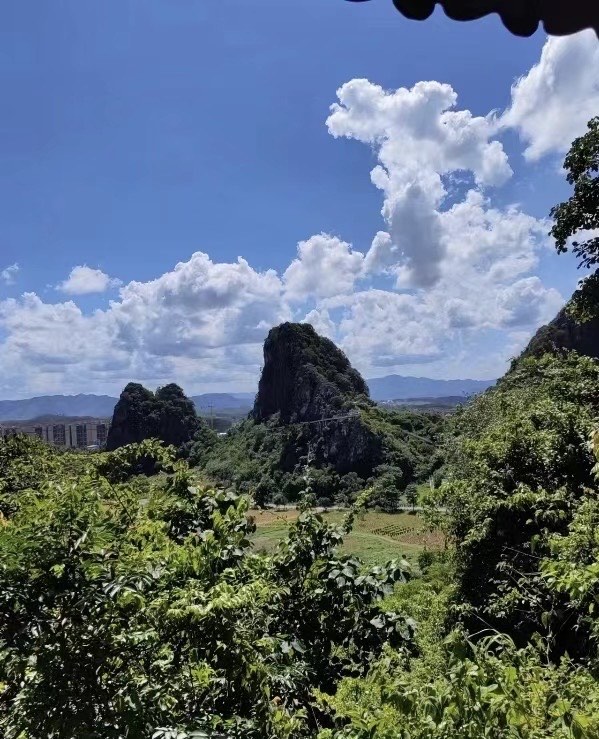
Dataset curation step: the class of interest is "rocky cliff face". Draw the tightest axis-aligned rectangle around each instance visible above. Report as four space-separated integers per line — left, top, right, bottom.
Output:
106 382 202 451
521 299 599 362
253 323 369 423
252 323 382 475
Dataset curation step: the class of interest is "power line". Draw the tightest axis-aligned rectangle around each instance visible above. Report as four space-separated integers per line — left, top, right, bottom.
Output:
291 409 360 427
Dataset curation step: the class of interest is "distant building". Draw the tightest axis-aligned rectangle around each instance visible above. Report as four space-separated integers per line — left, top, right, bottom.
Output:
75 424 87 448
96 423 108 444
0 419 111 449
52 424 66 446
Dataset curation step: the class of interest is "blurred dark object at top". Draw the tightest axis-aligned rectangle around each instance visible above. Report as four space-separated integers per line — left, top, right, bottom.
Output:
346 0 599 38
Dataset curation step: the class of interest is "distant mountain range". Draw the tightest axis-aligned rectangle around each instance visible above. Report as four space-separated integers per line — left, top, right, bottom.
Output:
0 394 118 422
0 376 494 422
191 392 255 410
0 392 254 422
367 375 495 401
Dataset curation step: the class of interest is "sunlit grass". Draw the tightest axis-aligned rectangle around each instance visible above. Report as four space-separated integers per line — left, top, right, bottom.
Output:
250 508 444 565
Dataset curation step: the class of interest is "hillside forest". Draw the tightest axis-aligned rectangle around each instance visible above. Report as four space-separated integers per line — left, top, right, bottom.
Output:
1 119 599 738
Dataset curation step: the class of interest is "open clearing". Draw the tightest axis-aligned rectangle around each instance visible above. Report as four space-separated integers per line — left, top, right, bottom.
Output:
249 509 445 566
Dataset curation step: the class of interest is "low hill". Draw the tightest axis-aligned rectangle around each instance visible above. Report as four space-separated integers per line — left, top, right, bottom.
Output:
0 392 254 422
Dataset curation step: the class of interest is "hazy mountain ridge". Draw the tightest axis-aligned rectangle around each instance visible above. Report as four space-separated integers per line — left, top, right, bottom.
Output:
0 392 254 422
0 394 117 422
191 393 254 411
367 375 495 401
0 377 494 421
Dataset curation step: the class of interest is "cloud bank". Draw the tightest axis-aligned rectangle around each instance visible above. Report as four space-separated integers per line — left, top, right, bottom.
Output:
2 32 597 398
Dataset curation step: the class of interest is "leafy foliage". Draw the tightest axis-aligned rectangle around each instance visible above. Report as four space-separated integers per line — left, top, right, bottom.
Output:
551 117 599 270
436 352 599 656
318 633 599 739
194 407 444 509
317 549 599 739
550 116 599 318
0 435 413 738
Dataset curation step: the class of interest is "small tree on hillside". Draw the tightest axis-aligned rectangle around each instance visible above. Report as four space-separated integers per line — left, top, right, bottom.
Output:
405 482 418 512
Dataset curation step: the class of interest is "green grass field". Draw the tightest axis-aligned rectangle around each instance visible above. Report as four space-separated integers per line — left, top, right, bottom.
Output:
250 509 444 566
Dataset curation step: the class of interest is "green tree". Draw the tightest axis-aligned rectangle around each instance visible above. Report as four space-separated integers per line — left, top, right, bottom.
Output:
0 435 414 738
438 353 599 656
405 482 418 511
550 116 599 318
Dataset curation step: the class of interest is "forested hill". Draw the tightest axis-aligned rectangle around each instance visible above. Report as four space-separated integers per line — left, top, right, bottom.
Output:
195 322 445 507
106 382 207 451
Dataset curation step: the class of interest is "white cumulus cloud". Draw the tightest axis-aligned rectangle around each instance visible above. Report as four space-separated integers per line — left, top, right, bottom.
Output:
1 263 19 285
327 78 513 288
0 252 290 397
58 265 122 295
283 234 364 301
502 30 599 160
111 252 288 357
0 34 581 398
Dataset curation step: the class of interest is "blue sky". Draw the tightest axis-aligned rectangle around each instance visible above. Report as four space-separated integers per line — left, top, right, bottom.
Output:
0 1 598 399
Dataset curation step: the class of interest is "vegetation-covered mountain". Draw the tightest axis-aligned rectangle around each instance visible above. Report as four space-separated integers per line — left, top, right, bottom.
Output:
251 322 384 478
106 382 206 451
195 323 444 507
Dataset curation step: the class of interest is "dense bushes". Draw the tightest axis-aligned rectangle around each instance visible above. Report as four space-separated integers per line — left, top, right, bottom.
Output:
194 408 445 509
436 353 599 656
3 352 599 737
319 632 599 738
0 436 413 738
313 351 599 738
